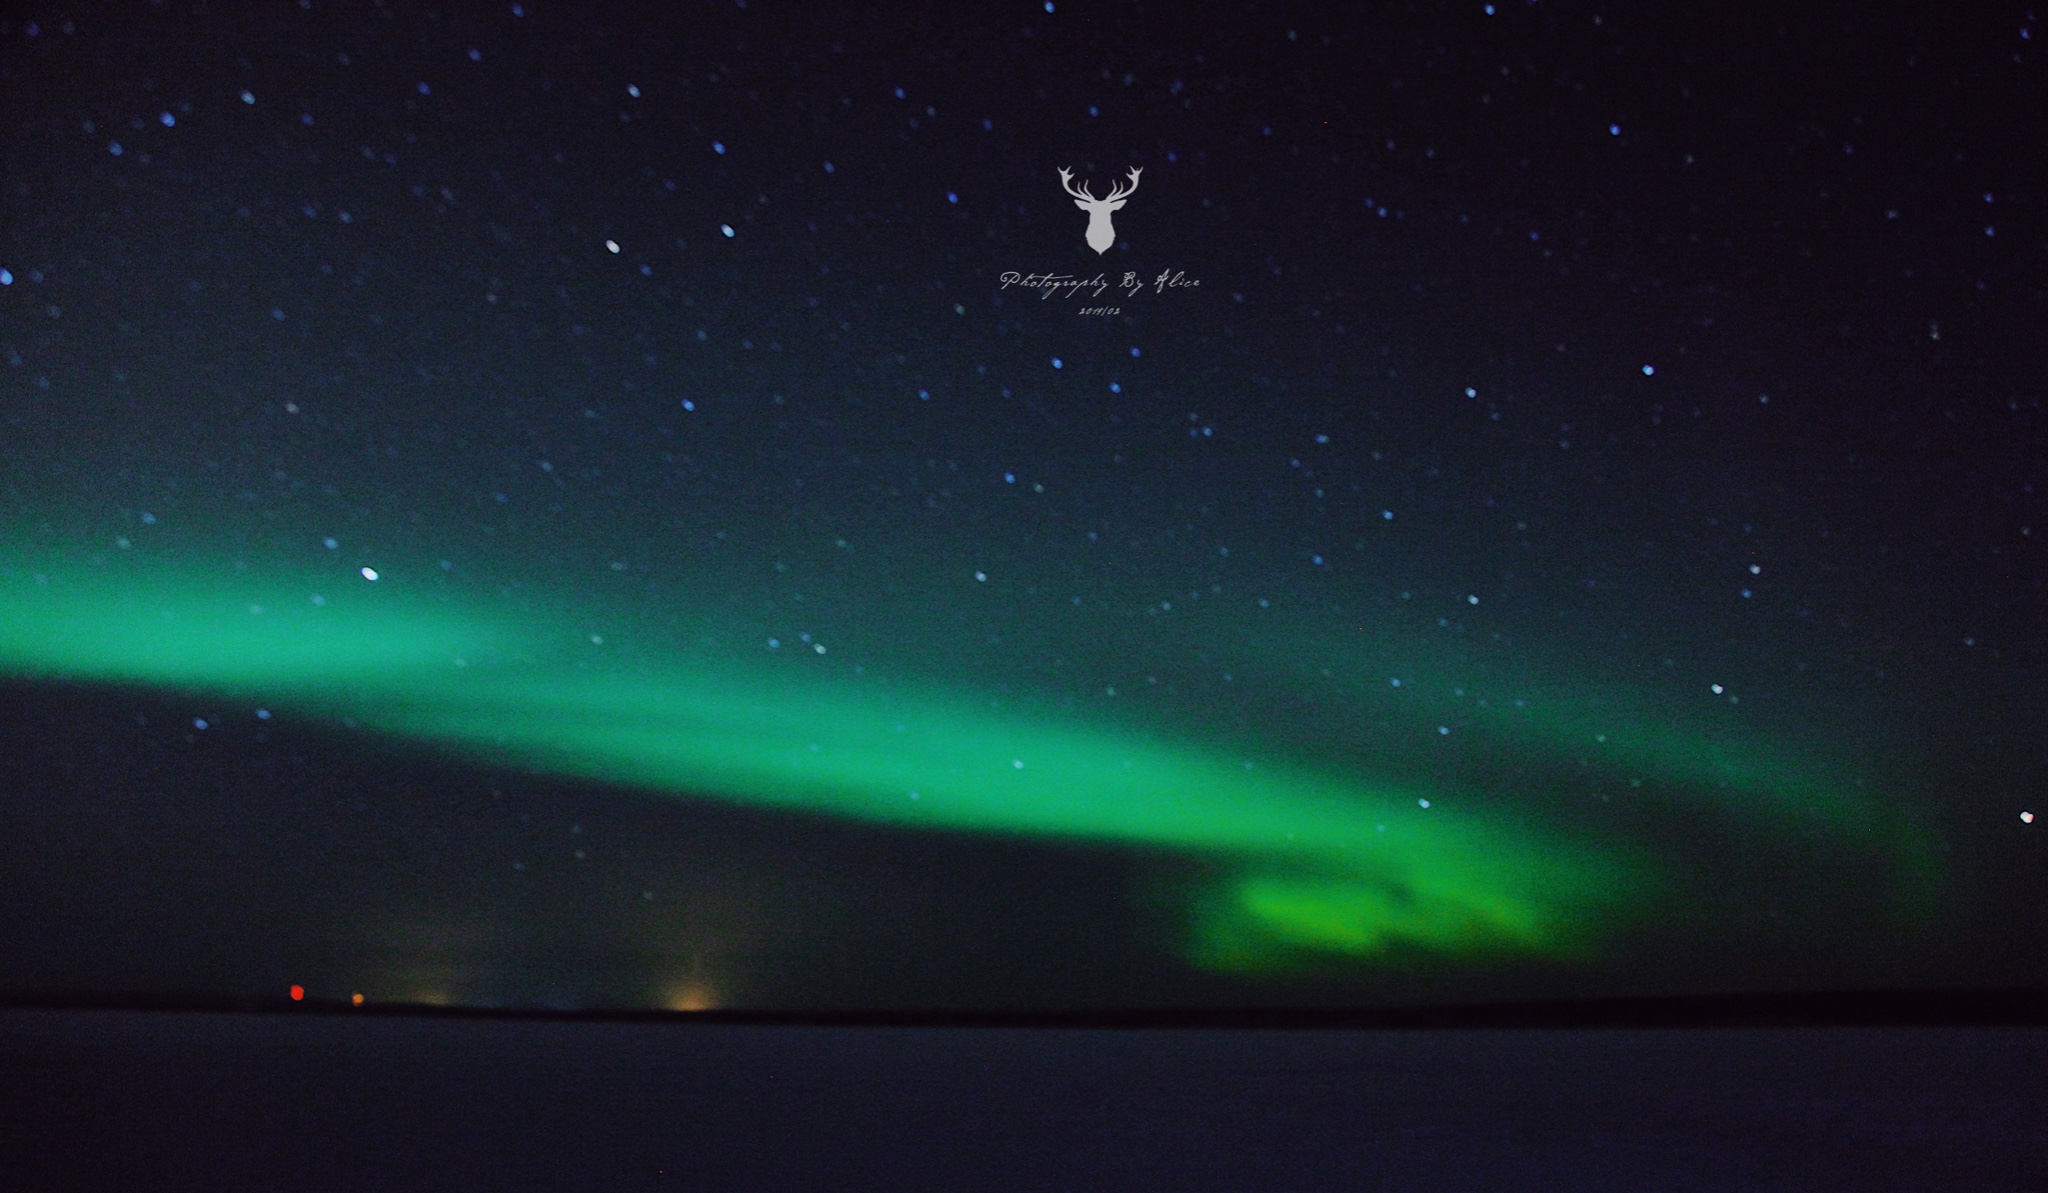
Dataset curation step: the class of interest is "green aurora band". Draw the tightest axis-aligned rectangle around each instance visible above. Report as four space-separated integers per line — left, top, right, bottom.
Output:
0 539 1928 973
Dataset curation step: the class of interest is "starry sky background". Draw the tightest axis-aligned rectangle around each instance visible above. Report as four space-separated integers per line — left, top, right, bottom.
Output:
0 0 2043 1010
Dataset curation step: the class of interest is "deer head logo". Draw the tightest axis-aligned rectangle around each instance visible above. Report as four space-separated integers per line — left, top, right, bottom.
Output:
1059 166 1141 255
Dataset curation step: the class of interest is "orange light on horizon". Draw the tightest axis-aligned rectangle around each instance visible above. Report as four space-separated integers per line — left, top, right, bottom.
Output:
664 984 719 1012
289 984 305 1001
351 992 365 1006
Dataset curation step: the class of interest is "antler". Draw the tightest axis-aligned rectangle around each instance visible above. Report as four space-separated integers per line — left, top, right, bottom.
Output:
1059 167 1142 203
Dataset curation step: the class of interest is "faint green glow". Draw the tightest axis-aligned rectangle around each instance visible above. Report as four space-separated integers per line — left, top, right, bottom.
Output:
0 542 1923 972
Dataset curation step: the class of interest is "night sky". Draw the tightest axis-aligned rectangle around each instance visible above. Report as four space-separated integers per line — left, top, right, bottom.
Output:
1 0 2043 1010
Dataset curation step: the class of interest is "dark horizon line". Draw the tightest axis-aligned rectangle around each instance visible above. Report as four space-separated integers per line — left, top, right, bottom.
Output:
4 986 2045 1030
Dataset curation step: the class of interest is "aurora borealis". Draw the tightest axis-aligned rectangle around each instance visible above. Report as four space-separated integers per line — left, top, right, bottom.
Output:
2 1 2040 1010
0 512 1923 977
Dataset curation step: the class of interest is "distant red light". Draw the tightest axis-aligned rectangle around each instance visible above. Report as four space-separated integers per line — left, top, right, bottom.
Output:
289 984 305 1001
